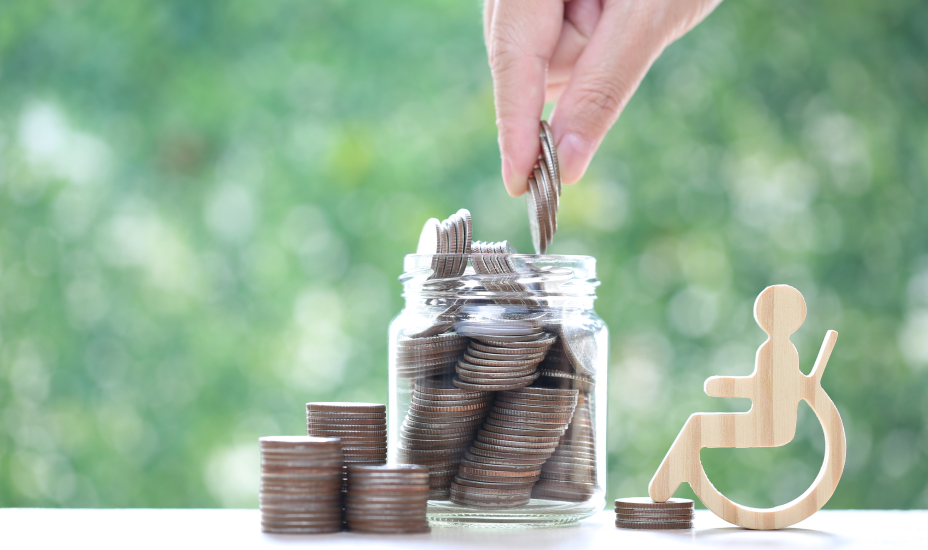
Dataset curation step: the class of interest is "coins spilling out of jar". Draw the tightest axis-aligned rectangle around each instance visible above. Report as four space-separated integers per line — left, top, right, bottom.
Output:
397 126 599 508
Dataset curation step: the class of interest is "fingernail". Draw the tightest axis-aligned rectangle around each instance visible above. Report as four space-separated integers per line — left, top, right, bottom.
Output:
557 133 594 185
502 156 523 197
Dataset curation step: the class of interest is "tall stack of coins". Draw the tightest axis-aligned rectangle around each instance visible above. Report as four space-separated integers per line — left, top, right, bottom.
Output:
614 498 695 530
449 387 578 508
345 465 431 534
306 403 388 493
398 383 493 498
259 436 344 534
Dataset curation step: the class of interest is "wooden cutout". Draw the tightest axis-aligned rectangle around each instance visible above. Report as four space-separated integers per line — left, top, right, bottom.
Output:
648 285 845 530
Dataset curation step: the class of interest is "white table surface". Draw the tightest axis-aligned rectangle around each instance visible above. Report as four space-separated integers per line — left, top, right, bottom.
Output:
0 508 922 549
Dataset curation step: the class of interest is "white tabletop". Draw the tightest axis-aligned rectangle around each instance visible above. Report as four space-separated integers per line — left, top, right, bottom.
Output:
0 508 921 549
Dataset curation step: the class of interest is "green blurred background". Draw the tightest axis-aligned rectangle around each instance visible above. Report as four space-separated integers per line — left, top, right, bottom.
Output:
1 0 926 509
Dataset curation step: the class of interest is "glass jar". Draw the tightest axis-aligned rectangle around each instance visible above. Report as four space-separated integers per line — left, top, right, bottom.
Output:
388 253 607 527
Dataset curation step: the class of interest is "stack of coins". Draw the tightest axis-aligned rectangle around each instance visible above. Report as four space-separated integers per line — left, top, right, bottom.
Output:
470 240 528 304
450 387 578 508
451 331 557 391
259 436 344 534
398 383 493 498
533 392 596 501
525 121 561 254
345 465 431 534
417 209 472 280
306 403 388 492
614 498 695 530
395 332 468 380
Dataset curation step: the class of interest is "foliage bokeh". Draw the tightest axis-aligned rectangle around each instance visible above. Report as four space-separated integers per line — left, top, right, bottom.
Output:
1 1 926 509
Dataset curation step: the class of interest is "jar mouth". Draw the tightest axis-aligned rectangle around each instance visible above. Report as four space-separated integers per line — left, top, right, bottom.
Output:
400 253 599 302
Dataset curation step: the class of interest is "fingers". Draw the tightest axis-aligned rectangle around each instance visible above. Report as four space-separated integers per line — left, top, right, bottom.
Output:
550 0 722 184
549 2 663 185
487 0 564 196
547 0 602 102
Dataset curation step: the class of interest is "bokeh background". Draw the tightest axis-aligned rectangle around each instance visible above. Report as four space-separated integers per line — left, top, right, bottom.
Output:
1 0 926 509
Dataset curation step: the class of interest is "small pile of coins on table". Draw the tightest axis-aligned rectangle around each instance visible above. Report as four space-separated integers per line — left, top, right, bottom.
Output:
260 405 431 535
614 498 695 530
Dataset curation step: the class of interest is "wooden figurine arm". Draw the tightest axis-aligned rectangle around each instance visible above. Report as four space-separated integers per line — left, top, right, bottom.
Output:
704 375 755 399
808 330 838 384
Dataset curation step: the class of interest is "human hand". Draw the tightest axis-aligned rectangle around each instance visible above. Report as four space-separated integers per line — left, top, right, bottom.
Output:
484 0 722 196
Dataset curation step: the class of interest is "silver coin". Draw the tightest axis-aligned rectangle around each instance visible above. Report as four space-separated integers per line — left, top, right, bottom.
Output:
534 166 555 248
447 212 462 277
525 174 545 255
540 120 561 194
458 209 472 256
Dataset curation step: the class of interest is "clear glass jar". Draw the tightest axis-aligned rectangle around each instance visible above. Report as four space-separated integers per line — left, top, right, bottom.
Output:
388 253 607 527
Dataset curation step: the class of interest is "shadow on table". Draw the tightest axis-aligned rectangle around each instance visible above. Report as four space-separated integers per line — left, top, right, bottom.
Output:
696 526 840 547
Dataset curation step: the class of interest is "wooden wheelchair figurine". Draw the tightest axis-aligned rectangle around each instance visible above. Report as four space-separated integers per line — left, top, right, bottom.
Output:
649 285 845 529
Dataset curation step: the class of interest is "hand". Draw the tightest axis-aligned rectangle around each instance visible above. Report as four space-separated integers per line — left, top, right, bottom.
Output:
484 0 722 196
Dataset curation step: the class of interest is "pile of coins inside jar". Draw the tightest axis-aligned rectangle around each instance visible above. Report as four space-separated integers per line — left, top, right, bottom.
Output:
395 122 600 507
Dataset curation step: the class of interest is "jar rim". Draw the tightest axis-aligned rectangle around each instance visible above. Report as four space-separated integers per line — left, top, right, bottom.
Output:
401 253 599 301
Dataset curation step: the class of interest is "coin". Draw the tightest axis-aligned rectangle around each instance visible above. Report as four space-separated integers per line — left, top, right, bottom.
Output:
557 322 598 377
472 332 557 347
524 175 545 255
615 521 694 530
534 166 555 247
306 402 386 414
452 373 540 392
418 217 442 281
614 510 694 519
615 497 694 510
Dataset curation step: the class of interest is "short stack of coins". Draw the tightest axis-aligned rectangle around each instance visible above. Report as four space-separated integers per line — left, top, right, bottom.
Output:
449 387 578 508
306 403 388 494
259 436 344 534
398 383 493 498
614 497 695 530
345 465 431 534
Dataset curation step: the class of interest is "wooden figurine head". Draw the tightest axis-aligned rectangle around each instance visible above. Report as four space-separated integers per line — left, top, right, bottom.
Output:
754 284 807 337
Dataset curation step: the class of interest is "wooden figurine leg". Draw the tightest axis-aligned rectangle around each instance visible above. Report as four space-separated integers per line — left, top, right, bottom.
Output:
650 411 763 502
